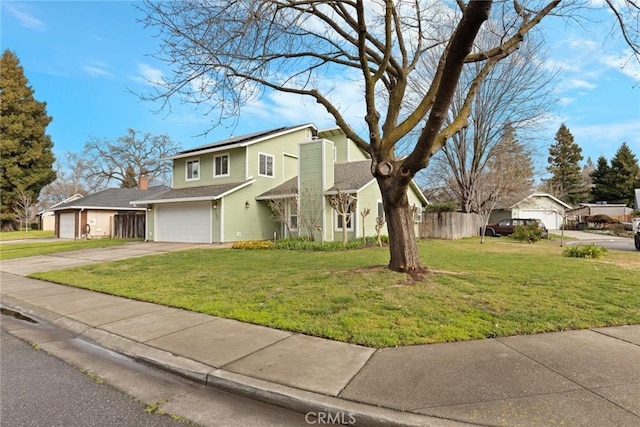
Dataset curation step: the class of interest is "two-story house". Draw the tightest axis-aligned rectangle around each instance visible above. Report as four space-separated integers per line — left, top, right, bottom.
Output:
131 123 427 243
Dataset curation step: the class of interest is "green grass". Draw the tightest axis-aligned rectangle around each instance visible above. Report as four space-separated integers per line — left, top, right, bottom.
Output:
30 238 639 348
0 230 55 241
0 238 138 260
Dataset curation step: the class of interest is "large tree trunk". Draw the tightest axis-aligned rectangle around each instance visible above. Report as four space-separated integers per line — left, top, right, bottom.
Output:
378 176 424 274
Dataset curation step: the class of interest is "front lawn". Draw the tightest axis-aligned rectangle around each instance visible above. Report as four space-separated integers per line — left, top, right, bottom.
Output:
30 238 639 348
0 230 55 241
0 239 138 260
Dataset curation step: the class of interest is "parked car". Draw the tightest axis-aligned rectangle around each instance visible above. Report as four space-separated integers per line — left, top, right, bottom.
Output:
633 218 640 250
483 218 548 238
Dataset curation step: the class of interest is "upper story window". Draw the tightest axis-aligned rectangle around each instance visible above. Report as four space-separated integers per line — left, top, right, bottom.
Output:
186 159 200 181
214 153 229 177
259 153 274 177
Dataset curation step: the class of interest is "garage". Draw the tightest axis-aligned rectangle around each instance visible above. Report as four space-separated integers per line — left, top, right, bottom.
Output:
517 210 562 229
59 212 76 239
155 202 211 243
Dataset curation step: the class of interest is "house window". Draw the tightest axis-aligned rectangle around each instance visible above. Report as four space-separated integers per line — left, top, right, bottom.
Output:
290 214 298 230
335 207 354 231
259 153 274 177
186 159 200 181
214 154 229 177
414 207 423 223
377 201 385 222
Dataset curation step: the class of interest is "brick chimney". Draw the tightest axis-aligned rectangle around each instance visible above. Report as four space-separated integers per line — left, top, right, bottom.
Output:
138 175 149 190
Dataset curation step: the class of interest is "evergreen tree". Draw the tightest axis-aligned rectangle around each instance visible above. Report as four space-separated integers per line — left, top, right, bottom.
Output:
546 124 584 206
608 143 640 206
0 50 56 230
590 155 614 202
121 165 138 188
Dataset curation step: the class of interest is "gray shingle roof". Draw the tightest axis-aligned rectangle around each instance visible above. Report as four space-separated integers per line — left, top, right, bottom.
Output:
256 161 374 200
328 161 375 192
176 124 313 156
131 181 253 203
50 186 169 211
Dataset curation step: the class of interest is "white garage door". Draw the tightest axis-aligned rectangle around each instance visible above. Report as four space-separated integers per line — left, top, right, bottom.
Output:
518 210 561 229
156 202 211 243
59 212 75 239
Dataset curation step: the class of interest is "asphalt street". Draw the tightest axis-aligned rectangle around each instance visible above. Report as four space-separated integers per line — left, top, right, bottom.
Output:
0 310 320 427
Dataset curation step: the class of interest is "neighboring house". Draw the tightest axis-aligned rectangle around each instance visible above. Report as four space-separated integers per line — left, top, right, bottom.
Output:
490 193 572 229
50 182 168 239
132 124 428 243
635 188 640 211
38 193 84 231
566 202 635 227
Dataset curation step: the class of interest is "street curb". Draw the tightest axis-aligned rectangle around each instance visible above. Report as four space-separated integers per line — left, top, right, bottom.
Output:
0 297 474 427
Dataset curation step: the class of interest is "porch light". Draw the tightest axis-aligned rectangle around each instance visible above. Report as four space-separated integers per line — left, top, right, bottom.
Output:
245 201 250 209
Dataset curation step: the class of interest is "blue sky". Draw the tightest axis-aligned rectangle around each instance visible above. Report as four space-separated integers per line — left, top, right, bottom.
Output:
2 1 639 174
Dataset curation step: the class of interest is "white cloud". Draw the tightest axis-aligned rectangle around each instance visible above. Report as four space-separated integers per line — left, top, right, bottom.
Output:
134 63 164 86
600 51 640 81
4 3 46 31
83 66 112 78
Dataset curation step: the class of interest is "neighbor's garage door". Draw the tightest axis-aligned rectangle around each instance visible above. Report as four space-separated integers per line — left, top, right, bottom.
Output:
518 210 561 229
156 202 211 243
59 212 75 239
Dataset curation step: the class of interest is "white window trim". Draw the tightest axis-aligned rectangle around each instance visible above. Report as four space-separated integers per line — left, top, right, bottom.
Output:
213 153 230 178
258 152 275 178
334 209 354 231
186 158 200 181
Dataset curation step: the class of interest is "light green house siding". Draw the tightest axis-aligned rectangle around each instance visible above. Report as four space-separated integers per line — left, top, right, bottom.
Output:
220 188 278 242
299 139 335 242
148 124 426 244
172 146 248 189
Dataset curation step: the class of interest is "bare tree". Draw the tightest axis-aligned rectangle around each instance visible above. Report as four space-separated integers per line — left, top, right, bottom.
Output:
81 129 180 188
298 186 325 241
329 190 356 246
476 135 535 242
360 207 371 238
39 153 92 209
13 190 37 231
139 1 639 273
267 181 298 238
416 38 553 213
375 216 386 247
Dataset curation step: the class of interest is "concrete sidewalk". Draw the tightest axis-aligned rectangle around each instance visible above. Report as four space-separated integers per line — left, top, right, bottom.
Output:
1 244 639 426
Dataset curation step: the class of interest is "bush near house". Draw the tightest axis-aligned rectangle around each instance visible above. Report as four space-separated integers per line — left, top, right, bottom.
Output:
511 223 544 243
275 236 389 251
563 244 608 259
232 240 275 250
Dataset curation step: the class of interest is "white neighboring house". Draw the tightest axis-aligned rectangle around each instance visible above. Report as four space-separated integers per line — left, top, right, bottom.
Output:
509 193 572 230
635 188 640 211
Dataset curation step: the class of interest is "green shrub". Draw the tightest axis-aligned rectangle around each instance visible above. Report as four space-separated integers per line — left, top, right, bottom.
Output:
275 236 389 251
511 224 543 243
232 240 275 250
563 244 608 259
424 201 457 213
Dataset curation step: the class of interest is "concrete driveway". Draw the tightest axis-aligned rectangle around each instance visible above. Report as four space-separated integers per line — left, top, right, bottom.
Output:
0 241 231 276
552 230 638 252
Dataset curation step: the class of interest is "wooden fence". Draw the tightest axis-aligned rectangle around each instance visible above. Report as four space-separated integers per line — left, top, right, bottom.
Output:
113 213 145 239
419 212 482 240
